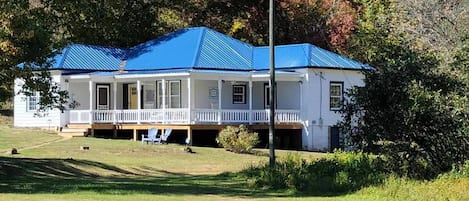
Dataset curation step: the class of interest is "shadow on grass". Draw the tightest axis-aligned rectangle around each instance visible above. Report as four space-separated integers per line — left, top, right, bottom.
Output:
0 156 370 198
0 156 292 198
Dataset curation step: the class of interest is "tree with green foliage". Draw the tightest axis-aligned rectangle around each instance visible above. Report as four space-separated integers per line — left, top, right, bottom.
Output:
340 0 469 179
41 0 177 48
0 1 68 111
340 41 469 179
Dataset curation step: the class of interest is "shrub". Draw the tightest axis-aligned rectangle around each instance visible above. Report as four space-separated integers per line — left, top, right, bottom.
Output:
439 160 469 179
216 125 259 154
242 151 386 193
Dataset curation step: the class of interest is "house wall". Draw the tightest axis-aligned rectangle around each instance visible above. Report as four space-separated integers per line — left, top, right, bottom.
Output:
66 79 188 110
14 71 63 128
181 79 188 108
300 68 365 151
277 81 300 109
194 80 300 110
68 82 91 110
252 82 265 109
116 83 123 109
194 80 217 109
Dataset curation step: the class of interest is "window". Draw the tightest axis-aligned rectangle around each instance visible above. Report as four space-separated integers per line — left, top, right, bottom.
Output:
157 80 181 108
330 82 343 110
169 81 181 108
27 92 39 111
232 85 246 104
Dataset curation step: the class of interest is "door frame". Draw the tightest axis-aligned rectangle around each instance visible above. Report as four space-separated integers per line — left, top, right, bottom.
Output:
96 84 110 110
264 83 277 109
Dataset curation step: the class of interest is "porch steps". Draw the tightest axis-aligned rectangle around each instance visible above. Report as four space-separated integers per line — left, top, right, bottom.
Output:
59 126 90 137
66 124 92 129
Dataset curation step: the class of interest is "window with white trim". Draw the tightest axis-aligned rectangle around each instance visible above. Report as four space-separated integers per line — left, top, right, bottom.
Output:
232 85 246 104
330 82 343 110
27 92 39 111
157 80 181 108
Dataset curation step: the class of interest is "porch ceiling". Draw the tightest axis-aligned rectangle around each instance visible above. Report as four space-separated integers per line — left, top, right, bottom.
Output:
64 69 303 82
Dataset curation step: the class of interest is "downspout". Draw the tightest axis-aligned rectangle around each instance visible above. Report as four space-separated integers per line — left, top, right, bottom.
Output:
319 72 323 126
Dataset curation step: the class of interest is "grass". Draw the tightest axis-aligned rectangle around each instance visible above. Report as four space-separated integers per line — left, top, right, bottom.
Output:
0 116 62 153
355 176 469 201
0 115 468 200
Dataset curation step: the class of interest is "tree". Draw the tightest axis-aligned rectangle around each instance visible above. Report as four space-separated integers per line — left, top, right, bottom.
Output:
41 0 171 48
0 1 68 111
340 36 469 179
394 0 469 58
344 0 395 64
187 0 358 50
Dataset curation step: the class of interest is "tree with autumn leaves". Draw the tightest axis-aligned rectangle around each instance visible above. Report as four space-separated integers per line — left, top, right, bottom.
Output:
1 0 468 179
0 0 361 109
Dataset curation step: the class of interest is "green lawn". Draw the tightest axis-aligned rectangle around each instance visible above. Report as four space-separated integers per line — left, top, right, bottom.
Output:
0 116 467 201
0 117 62 153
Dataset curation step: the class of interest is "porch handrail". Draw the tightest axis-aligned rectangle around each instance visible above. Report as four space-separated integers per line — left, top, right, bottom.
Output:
69 108 301 124
69 110 91 124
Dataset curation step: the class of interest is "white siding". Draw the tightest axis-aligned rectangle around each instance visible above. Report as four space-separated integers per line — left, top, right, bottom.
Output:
194 80 218 109
116 83 123 109
300 68 365 151
252 82 265 109
277 81 300 109
180 79 188 108
14 72 63 128
68 82 90 110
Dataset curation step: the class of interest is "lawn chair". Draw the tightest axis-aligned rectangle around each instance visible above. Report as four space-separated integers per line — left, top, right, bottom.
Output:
141 128 159 144
160 128 173 144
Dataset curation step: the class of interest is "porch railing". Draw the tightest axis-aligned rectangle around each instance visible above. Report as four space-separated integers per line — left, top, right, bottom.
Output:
69 109 301 124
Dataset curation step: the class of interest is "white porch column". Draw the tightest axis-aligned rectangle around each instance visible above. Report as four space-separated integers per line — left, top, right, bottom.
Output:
299 80 303 117
218 79 222 124
137 80 141 124
162 78 166 124
88 79 93 125
187 77 191 124
113 79 117 124
249 79 253 125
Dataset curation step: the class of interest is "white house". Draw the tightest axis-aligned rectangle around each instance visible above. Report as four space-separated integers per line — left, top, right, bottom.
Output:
14 27 370 151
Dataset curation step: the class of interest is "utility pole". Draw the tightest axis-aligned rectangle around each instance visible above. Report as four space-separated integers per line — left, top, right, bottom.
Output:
268 0 276 167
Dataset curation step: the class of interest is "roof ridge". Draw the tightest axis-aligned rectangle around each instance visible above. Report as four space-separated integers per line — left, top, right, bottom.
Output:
192 27 206 67
57 45 72 68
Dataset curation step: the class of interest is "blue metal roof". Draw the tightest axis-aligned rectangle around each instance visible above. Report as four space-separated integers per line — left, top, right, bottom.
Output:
195 27 253 70
125 27 253 71
253 43 371 70
48 44 126 70
125 28 201 70
47 27 370 72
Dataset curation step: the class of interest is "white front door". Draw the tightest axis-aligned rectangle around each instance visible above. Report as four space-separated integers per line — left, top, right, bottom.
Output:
97 85 110 110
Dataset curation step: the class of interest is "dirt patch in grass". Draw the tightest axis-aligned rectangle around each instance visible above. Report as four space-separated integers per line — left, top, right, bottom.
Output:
0 114 12 126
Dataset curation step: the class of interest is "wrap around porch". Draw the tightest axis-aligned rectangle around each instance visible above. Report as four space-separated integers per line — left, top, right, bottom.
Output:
63 70 304 126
